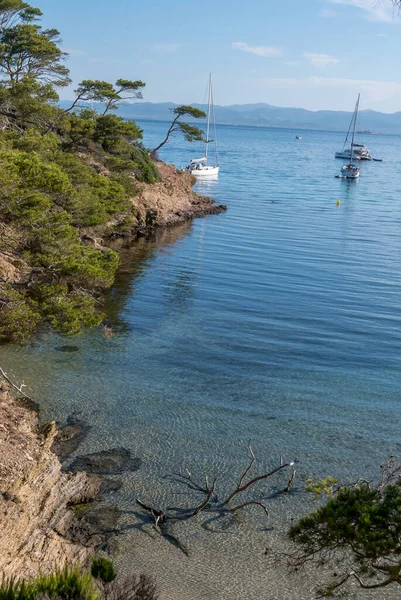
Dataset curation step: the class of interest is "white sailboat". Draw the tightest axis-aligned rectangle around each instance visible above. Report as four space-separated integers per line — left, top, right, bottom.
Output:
189 73 219 177
335 95 382 162
339 95 360 180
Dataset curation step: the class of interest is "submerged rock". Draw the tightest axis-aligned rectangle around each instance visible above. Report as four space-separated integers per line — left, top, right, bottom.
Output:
69 448 142 475
63 504 120 553
54 345 80 352
15 395 40 414
51 415 91 461
99 477 123 496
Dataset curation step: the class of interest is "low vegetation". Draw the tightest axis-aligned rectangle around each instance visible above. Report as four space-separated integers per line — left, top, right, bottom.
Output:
0 0 159 343
90 559 116 584
0 563 159 600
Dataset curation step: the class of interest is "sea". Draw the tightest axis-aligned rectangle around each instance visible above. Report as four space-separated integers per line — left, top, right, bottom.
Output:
2 121 401 599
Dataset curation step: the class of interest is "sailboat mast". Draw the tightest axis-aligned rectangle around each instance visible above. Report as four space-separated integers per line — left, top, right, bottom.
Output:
350 94 360 165
342 113 353 151
210 74 218 166
205 73 212 163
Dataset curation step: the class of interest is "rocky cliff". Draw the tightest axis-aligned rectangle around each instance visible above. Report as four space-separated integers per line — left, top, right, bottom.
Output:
0 380 100 579
131 161 225 231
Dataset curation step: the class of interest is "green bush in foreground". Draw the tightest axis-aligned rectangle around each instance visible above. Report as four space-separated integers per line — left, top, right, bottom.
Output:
0 567 100 600
0 566 159 600
0 577 35 600
34 568 100 599
91 558 116 584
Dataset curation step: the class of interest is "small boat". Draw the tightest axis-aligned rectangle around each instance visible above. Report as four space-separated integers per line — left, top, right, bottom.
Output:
337 95 360 180
340 163 360 179
188 73 219 177
335 98 381 161
296 135 302 140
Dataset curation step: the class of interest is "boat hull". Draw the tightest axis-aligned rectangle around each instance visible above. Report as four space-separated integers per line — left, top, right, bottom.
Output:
341 173 359 179
190 166 219 177
335 152 360 160
335 152 371 160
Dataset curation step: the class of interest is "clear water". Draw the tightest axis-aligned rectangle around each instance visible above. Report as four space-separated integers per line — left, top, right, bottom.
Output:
2 122 401 598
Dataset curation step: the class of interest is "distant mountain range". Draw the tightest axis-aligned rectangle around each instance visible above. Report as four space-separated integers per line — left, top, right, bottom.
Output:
59 101 401 134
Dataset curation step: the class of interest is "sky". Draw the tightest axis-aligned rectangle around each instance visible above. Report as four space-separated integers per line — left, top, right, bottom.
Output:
37 0 401 113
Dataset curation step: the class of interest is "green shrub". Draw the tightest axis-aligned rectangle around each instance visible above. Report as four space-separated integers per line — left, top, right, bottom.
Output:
91 558 116 583
0 576 36 600
0 568 100 600
37 285 104 335
0 286 40 343
130 148 159 184
34 567 100 600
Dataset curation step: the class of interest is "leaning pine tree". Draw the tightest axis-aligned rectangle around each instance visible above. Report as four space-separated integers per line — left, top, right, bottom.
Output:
152 105 206 154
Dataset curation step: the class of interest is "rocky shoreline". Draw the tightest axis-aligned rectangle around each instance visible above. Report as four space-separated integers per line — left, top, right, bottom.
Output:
0 380 102 578
123 160 226 233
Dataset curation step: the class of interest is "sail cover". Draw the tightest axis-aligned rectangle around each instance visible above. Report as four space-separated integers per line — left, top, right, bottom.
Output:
190 157 207 165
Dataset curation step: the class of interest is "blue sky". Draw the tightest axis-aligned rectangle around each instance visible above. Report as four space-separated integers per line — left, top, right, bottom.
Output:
38 0 401 112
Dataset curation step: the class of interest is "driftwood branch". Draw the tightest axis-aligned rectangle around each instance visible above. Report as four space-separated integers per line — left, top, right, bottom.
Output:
238 440 256 488
229 500 269 516
173 468 209 494
378 456 401 490
135 443 299 557
284 469 297 492
192 477 216 516
314 574 352 599
0 366 35 402
224 453 298 505
352 572 395 589
136 499 166 529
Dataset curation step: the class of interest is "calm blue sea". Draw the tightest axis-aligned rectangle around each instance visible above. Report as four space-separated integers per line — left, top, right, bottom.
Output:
2 121 401 599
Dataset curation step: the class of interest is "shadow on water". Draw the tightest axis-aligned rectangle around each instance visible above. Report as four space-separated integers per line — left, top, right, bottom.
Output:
102 221 194 331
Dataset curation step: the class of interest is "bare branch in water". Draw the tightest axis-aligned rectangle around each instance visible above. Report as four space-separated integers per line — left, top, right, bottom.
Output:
0 366 35 403
229 500 269 516
224 448 298 505
135 443 299 555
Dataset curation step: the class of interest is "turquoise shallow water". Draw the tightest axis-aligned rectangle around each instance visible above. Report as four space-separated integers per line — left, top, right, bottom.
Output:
2 122 401 598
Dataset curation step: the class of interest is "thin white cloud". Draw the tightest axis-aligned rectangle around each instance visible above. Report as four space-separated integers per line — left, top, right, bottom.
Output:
377 33 388 37
319 8 336 17
328 0 394 23
284 60 300 66
152 44 179 53
232 42 282 57
258 76 401 104
304 52 339 68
